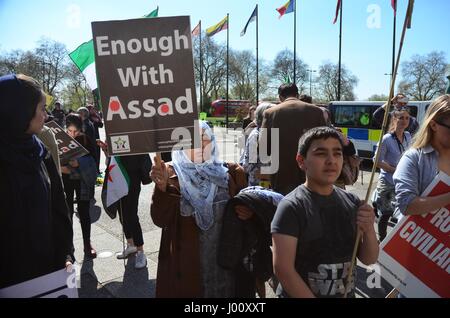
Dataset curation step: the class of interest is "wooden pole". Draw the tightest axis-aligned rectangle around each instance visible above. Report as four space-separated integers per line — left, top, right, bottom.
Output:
343 0 415 298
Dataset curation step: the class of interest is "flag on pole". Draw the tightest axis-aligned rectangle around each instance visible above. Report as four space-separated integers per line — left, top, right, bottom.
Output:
106 156 130 207
144 6 158 18
283 74 292 84
391 0 397 16
192 21 201 36
206 16 228 37
276 0 295 19
332 0 342 24
241 5 257 36
68 7 159 90
69 40 97 90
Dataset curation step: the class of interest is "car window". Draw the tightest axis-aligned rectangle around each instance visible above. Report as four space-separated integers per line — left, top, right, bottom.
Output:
333 105 374 128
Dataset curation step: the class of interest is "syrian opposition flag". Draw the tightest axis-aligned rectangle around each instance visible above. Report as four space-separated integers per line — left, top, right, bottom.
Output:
69 40 97 90
68 7 159 91
106 156 130 207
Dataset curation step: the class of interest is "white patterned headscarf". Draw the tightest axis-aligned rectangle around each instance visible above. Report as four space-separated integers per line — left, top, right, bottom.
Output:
171 121 229 230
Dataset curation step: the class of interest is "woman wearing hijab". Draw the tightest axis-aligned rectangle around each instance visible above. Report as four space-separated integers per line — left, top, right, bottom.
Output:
0 74 73 289
150 121 247 297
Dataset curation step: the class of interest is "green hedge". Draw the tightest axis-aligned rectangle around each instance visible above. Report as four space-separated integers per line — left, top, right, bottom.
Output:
204 117 238 127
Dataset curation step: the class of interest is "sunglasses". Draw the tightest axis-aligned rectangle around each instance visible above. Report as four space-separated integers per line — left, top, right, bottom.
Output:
435 121 450 130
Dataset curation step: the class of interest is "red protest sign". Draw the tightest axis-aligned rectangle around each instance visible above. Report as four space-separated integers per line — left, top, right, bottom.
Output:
378 172 450 298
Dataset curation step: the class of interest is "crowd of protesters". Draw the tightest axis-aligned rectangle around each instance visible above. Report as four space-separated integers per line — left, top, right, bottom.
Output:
1 73 449 298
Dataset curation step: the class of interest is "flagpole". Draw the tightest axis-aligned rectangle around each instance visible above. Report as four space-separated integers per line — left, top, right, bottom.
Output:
337 0 343 101
199 21 203 113
256 4 259 104
226 13 229 129
392 1 397 78
293 0 297 84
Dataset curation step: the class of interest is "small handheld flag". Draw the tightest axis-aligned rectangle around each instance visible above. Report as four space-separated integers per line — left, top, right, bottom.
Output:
106 156 130 207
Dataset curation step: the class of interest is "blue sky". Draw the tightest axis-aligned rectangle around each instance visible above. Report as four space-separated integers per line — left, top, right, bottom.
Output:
0 0 449 99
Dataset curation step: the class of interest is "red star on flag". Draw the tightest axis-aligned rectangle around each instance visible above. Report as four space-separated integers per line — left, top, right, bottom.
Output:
107 164 116 182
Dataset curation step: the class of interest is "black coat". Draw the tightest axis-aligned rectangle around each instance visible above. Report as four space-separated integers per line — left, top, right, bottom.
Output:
82 118 96 143
0 149 73 289
218 191 278 296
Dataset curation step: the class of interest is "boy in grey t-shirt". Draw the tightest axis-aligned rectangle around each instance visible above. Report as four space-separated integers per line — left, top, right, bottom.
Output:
271 127 379 298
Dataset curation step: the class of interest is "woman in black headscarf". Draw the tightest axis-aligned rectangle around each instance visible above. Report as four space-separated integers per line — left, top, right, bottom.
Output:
0 74 73 289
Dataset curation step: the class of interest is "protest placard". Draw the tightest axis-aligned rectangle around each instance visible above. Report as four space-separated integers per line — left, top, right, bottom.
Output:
378 171 450 298
0 267 78 298
45 121 89 165
92 16 200 155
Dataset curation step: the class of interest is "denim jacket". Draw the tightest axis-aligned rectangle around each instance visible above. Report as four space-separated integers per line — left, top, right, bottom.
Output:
393 145 440 216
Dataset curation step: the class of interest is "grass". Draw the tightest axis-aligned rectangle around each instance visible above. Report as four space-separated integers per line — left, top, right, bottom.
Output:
205 116 238 126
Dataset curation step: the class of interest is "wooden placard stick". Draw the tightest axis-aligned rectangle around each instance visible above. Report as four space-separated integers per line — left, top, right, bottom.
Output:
343 0 415 298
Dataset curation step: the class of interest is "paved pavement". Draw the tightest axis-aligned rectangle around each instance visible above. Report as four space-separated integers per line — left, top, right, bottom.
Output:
73 127 394 298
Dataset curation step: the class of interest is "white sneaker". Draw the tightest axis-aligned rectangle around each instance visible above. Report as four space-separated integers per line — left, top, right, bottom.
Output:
135 251 147 269
116 245 137 259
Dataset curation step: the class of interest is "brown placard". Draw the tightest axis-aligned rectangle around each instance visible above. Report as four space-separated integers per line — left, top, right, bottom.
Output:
45 121 89 165
92 16 200 156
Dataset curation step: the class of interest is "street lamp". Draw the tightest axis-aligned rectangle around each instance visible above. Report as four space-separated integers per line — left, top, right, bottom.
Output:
307 69 317 96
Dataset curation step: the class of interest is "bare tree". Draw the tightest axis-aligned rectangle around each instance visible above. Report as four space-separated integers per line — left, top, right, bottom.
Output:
34 37 70 95
0 38 71 97
193 34 227 111
229 50 256 101
316 62 358 101
59 63 94 110
398 51 448 100
271 49 308 93
0 49 41 79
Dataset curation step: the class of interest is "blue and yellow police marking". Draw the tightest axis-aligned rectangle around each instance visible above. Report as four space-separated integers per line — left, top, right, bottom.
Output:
338 127 381 143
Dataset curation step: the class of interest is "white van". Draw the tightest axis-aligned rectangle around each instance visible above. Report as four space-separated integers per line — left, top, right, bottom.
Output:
328 101 431 159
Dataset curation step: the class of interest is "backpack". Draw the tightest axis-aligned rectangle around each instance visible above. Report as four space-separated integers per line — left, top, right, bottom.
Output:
340 154 362 185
